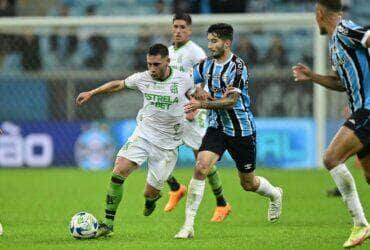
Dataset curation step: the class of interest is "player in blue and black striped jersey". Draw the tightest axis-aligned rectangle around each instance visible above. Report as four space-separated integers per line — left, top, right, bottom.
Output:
174 23 283 239
292 0 370 248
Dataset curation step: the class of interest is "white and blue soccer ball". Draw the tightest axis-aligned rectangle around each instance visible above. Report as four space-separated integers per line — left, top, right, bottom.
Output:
69 212 98 239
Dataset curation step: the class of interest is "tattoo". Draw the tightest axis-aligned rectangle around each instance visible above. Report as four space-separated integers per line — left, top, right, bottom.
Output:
200 92 239 110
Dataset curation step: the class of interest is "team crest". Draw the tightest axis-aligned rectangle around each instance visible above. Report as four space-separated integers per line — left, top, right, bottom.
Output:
170 83 178 94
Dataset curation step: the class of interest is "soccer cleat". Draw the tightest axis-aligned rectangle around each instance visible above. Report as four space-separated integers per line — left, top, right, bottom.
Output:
268 187 283 222
164 185 187 212
144 193 162 216
211 204 232 222
343 226 370 248
174 226 194 239
95 222 113 238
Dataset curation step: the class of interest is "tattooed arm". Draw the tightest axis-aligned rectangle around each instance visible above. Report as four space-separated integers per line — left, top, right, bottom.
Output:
184 91 239 113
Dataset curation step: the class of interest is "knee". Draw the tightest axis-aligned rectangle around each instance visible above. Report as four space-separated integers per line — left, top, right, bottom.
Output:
323 151 340 170
240 179 256 192
113 158 137 177
194 159 211 180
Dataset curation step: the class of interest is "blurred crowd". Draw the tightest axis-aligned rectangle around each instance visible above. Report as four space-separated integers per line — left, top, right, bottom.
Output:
0 0 364 73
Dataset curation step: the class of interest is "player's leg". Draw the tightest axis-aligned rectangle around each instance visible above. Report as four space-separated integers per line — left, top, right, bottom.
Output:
175 150 219 239
227 133 283 222
357 147 370 185
145 144 178 216
238 171 282 222
204 149 231 222
96 156 139 237
323 126 369 248
96 134 146 237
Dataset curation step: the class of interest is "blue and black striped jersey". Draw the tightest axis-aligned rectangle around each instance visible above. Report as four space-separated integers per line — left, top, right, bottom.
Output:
329 19 370 112
193 53 255 137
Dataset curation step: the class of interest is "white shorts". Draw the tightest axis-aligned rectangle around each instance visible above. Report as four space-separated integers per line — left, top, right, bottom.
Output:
117 133 178 190
183 110 207 150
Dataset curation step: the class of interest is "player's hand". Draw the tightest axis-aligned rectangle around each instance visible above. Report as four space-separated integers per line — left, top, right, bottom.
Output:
76 91 93 106
185 109 199 121
194 87 212 101
292 63 313 82
184 97 201 113
223 85 238 97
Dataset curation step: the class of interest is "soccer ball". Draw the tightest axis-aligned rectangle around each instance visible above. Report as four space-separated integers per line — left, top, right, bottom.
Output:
0 222 3 235
69 212 98 239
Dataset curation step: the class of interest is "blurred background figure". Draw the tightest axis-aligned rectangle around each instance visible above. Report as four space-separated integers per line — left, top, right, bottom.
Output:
236 35 259 67
264 35 287 67
48 2 78 68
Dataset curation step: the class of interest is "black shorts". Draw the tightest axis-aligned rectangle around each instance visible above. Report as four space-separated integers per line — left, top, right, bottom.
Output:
199 127 256 173
343 108 370 159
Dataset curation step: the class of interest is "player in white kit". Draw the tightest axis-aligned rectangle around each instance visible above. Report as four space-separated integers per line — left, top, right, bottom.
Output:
164 13 231 222
76 44 195 237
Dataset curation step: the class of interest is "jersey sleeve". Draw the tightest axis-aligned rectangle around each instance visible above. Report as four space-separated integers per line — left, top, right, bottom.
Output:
123 72 142 89
228 57 248 91
191 46 207 66
193 60 205 86
336 20 370 48
184 74 196 97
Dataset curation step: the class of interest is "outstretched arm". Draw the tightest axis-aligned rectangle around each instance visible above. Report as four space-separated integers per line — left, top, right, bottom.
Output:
76 80 125 106
184 91 239 113
292 63 345 91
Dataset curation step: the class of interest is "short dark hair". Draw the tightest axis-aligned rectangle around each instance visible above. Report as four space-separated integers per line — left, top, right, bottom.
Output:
173 13 192 26
317 0 343 12
147 43 169 57
207 23 233 41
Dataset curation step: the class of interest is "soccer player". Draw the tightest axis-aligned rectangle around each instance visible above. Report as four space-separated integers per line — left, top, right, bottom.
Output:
175 23 283 239
76 44 195 237
292 0 370 247
165 13 231 222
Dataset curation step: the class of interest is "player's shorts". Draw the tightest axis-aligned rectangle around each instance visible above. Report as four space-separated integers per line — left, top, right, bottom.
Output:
182 119 206 150
199 127 256 173
117 132 178 190
343 108 370 159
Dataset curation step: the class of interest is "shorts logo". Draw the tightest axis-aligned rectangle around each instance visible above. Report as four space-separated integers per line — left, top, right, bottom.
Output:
244 163 253 170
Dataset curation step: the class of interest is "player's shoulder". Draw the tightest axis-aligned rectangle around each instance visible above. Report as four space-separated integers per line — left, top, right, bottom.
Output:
230 54 247 70
172 67 191 79
127 71 150 81
188 40 204 51
337 19 362 35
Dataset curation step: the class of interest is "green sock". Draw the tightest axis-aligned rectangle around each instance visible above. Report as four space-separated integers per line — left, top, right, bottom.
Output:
207 165 227 207
104 173 125 227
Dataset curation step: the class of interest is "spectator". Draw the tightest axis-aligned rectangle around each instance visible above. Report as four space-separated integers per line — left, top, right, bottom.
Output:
133 32 152 71
0 0 15 16
237 36 258 67
0 0 16 57
172 0 190 13
48 3 78 66
264 35 287 67
82 5 109 69
210 0 247 13
18 33 42 71
155 0 165 14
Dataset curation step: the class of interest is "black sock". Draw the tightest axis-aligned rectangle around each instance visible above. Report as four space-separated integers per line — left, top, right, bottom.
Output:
167 176 180 191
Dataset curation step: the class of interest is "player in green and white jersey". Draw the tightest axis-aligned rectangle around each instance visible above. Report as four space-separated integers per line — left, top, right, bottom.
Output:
76 44 195 237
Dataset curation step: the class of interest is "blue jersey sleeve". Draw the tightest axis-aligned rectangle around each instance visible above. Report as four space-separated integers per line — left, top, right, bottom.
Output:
336 20 369 48
193 60 205 86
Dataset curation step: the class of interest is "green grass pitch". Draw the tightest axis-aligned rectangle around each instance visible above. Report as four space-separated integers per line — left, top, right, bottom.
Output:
0 163 369 249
